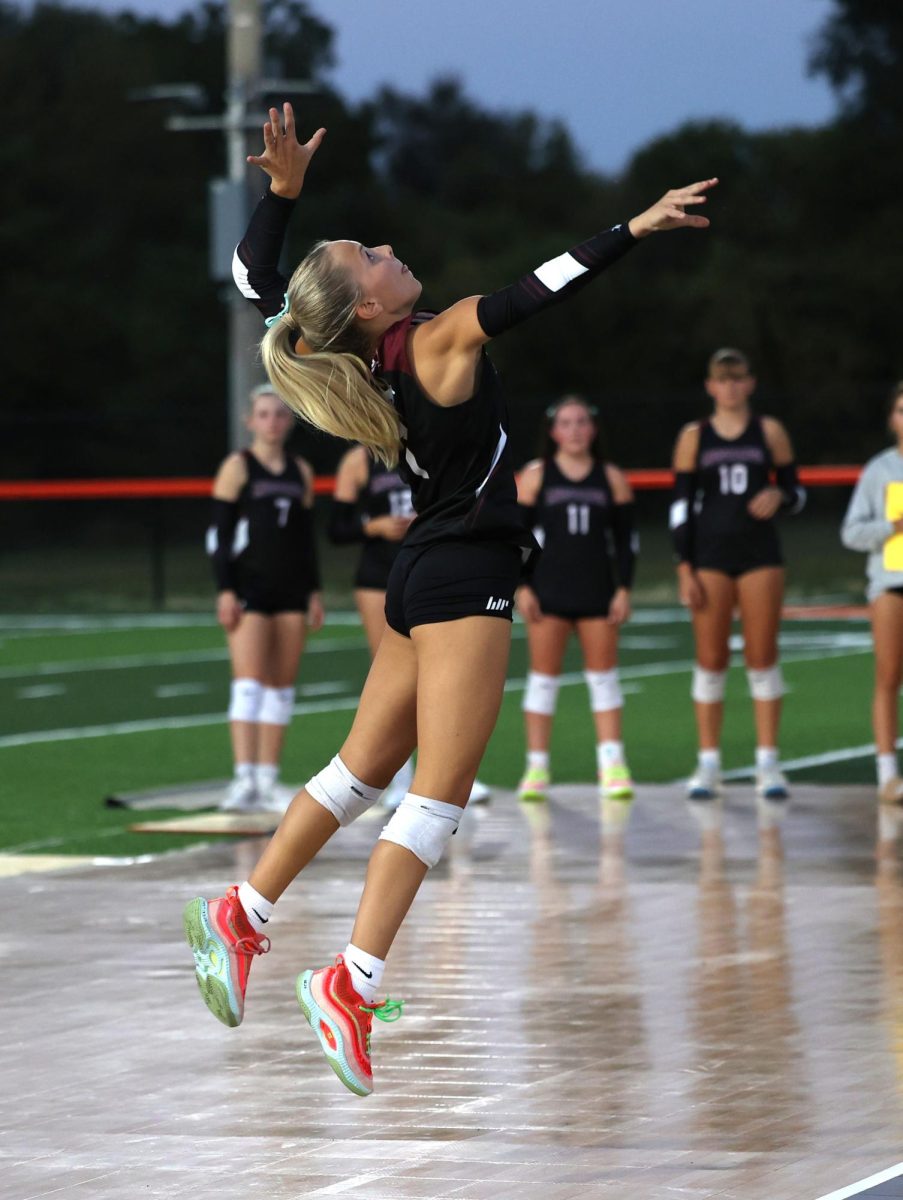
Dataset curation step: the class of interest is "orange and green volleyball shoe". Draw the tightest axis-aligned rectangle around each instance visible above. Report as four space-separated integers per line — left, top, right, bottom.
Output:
518 765 550 802
296 954 403 1097
600 762 634 801
183 885 270 1028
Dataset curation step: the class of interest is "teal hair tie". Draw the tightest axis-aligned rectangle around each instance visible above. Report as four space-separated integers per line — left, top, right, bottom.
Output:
265 292 290 328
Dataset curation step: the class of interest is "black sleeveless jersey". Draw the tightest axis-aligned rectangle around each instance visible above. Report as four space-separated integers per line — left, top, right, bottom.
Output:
531 458 618 614
356 459 413 588
692 416 782 569
375 313 534 552
233 451 316 593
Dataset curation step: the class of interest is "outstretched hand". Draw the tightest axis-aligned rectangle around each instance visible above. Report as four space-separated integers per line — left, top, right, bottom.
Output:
628 178 718 239
247 102 326 200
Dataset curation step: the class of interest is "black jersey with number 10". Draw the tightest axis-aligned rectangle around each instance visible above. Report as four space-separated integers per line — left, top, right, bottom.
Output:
691 416 783 572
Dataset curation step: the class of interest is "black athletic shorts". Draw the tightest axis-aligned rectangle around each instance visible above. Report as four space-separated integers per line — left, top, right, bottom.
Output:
238 584 312 615
534 582 616 621
385 539 522 638
354 543 396 591
693 535 783 579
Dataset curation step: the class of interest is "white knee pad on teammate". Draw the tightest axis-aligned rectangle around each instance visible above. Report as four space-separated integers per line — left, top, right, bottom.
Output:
228 677 264 722
747 665 784 701
692 667 727 704
522 672 561 715
258 686 295 725
306 755 383 826
584 669 623 713
378 793 462 868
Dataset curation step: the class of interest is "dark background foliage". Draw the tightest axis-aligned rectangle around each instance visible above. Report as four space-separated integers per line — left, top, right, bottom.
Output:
1 0 900 480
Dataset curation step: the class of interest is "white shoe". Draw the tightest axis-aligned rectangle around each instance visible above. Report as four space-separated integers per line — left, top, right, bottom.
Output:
219 776 258 812
469 779 491 805
686 764 723 801
756 765 790 801
256 784 296 814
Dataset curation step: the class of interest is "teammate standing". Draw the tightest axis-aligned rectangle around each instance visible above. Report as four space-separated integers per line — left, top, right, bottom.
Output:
516 396 637 804
207 384 324 812
670 348 805 806
185 103 715 1096
841 382 903 832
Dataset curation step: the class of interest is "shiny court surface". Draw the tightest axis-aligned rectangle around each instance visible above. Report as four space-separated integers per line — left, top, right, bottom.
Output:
6 784 903 1200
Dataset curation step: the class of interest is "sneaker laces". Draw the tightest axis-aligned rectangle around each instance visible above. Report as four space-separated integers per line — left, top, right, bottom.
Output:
362 996 404 1023
234 933 271 956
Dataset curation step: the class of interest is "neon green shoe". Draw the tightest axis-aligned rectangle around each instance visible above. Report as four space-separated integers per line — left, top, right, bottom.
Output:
518 765 549 802
600 763 634 800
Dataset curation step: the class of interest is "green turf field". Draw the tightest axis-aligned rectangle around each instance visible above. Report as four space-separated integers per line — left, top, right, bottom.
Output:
0 607 881 859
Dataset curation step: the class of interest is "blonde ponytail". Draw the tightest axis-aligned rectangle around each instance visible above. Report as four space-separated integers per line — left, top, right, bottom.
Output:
260 241 402 467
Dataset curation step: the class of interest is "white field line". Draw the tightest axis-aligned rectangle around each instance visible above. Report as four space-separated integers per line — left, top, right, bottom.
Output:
813 1162 903 1200
0 644 868 751
0 636 370 680
0 611 367 633
722 738 903 782
1 622 859 683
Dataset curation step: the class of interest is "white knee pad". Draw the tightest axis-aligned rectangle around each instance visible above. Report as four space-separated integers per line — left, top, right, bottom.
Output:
259 686 295 725
306 755 382 826
692 667 727 704
747 665 784 701
378 793 462 868
228 677 263 722
522 672 561 715
584 669 623 713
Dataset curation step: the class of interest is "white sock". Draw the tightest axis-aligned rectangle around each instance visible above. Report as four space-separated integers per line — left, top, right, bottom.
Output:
344 942 385 1004
235 762 255 782
756 746 779 771
878 753 898 787
237 881 274 933
699 748 721 772
597 741 624 769
256 763 278 791
527 750 549 771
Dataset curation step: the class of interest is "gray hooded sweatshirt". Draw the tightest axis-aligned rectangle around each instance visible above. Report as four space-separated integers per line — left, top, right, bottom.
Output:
840 447 903 601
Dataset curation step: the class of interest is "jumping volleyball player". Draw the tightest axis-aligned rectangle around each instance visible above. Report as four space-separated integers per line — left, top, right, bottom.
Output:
208 383 324 813
329 449 491 809
516 396 637 804
670 348 805 808
184 103 715 1096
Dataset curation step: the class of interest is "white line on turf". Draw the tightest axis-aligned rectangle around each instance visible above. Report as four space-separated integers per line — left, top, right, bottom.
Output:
0 636 370 679
16 684 67 700
813 1161 903 1200
721 737 903 781
154 683 209 699
0 645 867 750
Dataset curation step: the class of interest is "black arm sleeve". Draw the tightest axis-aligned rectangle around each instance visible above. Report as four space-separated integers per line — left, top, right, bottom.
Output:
328 499 366 545
232 186 297 322
775 462 806 515
207 499 239 592
670 472 696 564
296 506 321 591
611 502 638 589
517 504 539 582
476 223 637 338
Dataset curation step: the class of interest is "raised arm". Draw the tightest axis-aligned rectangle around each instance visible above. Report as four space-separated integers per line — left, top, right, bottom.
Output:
232 104 326 323
413 178 718 359
410 178 717 406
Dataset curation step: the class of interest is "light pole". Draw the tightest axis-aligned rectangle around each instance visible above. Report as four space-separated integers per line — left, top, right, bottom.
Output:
140 0 313 450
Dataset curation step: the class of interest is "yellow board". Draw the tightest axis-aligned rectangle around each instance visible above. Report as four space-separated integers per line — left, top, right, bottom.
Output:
886 483 903 570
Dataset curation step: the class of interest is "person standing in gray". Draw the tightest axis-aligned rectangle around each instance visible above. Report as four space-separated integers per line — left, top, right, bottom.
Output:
841 382 903 821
